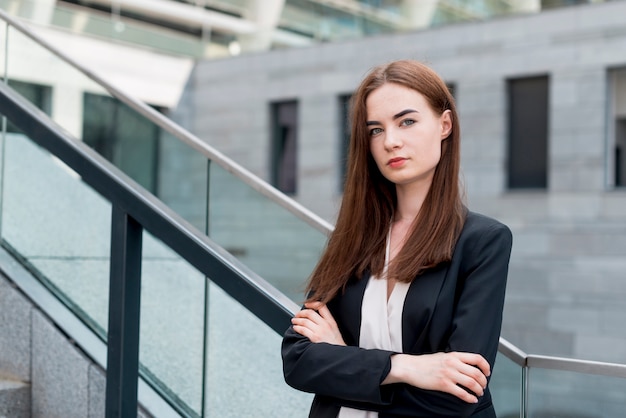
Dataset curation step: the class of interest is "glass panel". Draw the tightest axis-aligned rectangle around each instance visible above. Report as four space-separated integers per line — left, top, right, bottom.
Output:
0 130 111 335
2 24 106 137
50 3 207 58
528 367 626 418
208 163 328 303
205 281 312 417
0 24 209 231
139 231 206 417
0 0 209 58
490 352 522 418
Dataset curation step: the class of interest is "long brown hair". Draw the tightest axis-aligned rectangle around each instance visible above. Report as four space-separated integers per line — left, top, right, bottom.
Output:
306 60 466 303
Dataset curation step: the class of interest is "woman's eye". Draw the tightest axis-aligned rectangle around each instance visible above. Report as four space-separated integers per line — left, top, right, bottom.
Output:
401 119 415 126
369 127 383 136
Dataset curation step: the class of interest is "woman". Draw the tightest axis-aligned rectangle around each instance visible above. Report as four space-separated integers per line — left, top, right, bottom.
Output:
282 60 512 418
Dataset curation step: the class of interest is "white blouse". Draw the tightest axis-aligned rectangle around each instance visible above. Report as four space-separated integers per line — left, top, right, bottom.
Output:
338 230 410 418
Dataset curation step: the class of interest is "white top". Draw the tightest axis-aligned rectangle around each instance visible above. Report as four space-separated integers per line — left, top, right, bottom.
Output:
338 229 411 418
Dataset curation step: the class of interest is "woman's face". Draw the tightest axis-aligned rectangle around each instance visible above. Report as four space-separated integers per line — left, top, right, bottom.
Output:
366 82 451 190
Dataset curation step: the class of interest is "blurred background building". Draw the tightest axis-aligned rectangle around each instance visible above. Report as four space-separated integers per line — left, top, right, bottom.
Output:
2 0 626 415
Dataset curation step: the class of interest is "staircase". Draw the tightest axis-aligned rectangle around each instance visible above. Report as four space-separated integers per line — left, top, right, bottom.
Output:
0 373 29 418
0 270 30 418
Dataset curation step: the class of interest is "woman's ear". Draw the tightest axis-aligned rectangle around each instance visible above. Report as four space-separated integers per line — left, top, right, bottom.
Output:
440 109 452 140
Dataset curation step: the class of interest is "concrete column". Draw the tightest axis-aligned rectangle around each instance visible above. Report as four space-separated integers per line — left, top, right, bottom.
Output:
507 0 540 13
51 85 83 139
400 0 439 30
238 0 285 52
19 0 56 25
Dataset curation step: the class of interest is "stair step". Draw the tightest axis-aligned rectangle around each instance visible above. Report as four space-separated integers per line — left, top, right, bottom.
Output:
0 376 30 418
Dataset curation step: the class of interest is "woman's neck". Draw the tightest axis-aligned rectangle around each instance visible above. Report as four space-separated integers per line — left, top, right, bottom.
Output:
393 181 430 224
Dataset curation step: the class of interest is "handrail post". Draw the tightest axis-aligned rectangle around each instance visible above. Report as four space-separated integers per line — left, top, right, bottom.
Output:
106 205 143 418
521 365 529 418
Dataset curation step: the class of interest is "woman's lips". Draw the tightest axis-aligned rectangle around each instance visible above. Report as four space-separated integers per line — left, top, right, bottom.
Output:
388 157 407 168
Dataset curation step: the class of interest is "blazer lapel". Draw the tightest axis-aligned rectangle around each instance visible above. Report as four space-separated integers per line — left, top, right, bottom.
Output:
402 263 449 353
330 272 371 347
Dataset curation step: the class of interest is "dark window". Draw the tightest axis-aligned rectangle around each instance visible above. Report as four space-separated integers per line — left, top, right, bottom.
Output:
271 101 298 194
616 119 626 187
82 93 160 193
446 82 456 100
338 94 352 191
6 80 52 133
507 76 549 189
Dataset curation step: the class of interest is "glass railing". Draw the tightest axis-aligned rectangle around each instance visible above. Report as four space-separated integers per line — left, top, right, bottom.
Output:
522 355 626 418
0 130 112 337
490 351 523 418
0 83 312 418
207 163 326 302
0 9 330 305
486 342 626 418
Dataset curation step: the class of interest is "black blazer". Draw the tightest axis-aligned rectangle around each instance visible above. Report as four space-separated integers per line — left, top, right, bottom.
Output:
282 211 513 418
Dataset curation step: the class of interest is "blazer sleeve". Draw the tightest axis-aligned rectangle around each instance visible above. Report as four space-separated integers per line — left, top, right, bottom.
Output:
446 221 513 364
281 324 395 404
382 221 513 417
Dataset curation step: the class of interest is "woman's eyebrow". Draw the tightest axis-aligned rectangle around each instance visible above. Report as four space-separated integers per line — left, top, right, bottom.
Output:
366 109 419 125
393 109 418 119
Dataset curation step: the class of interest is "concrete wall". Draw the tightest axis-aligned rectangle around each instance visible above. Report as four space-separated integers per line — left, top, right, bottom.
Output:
175 1 626 363
0 274 108 417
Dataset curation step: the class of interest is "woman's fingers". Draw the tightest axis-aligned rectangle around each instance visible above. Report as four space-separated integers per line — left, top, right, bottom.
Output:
292 304 346 346
299 303 339 328
454 368 485 398
453 352 491 377
294 308 322 325
291 317 322 342
386 352 490 403
304 301 323 310
316 305 339 327
447 382 479 404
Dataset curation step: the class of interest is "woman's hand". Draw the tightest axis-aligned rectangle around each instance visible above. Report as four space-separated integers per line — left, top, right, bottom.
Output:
382 351 490 404
291 301 346 346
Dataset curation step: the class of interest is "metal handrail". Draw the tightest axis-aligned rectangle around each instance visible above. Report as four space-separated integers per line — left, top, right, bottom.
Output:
527 354 626 378
498 337 528 367
0 8 333 235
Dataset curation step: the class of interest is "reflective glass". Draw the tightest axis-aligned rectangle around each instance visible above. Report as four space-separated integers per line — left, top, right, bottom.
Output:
0 0 208 58
204 282 312 417
0 130 111 335
208 163 328 303
1 24 209 232
490 352 522 418
528 367 626 418
139 231 206 417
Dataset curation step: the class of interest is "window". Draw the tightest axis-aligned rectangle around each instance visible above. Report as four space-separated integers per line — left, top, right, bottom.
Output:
616 120 626 187
82 93 160 193
6 79 52 133
338 94 352 191
446 82 456 100
271 100 298 194
507 76 549 189
609 68 626 188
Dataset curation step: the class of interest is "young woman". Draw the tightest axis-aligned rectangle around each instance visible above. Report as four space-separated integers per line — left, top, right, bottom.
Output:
282 60 512 418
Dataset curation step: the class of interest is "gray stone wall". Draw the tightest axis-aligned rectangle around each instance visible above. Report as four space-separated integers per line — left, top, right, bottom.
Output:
0 274 107 417
176 1 626 363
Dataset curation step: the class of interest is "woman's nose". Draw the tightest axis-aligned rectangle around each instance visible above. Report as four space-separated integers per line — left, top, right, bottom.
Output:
383 129 402 150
